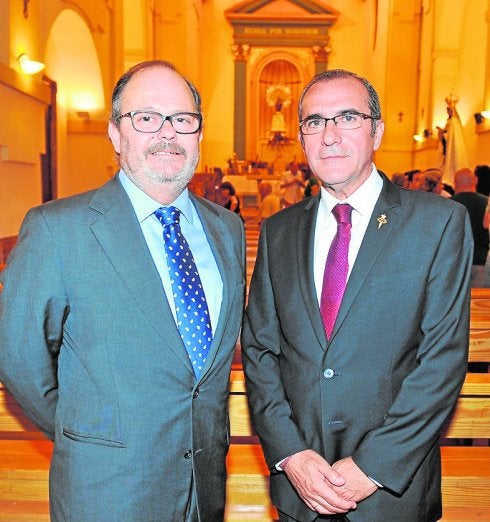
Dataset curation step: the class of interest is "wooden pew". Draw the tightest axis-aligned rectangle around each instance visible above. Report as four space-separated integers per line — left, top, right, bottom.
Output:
0 439 51 522
440 372 490 521
1 289 489 522
470 288 490 299
0 383 275 521
227 371 278 520
0 380 51 520
228 314 490 522
0 385 48 440
1 375 488 522
440 300 490 522
228 370 490 522
225 444 277 521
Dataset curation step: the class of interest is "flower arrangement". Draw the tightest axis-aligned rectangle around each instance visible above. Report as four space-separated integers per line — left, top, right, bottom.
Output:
265 85 292 112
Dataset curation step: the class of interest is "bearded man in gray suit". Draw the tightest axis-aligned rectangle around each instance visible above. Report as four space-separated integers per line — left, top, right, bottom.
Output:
242 69 472 521
0 61 245 521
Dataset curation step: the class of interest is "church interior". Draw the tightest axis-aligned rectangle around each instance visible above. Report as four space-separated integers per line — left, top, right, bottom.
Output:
1 0 490 253
1 0 490 520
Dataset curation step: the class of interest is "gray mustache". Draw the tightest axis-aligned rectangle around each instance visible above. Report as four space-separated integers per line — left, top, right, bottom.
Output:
147 143 186 155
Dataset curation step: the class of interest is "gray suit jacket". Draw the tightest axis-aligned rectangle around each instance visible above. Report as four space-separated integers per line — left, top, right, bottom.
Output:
0 175 246 521
242 173 472 522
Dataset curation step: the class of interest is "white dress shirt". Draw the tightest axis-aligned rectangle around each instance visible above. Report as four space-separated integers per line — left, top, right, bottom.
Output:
119 170 223 333
313 166 383 303
311 166 384 487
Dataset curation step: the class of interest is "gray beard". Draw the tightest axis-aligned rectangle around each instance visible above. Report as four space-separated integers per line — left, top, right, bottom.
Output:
119 138 200 196
143 160 197 189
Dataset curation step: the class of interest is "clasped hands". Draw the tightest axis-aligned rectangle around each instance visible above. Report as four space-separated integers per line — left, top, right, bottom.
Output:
283 449 378 516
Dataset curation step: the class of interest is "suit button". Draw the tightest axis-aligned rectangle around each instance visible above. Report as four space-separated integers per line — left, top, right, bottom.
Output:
193 388 200 398
184 450 192 459
323 368 335 379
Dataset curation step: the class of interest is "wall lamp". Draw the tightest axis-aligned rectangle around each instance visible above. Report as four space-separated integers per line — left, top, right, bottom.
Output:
76 111 91 122
413 129 433 144
17 53 45 75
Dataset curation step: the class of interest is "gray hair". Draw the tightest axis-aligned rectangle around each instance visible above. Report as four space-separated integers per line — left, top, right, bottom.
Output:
298 69 381 136
110 60 202 124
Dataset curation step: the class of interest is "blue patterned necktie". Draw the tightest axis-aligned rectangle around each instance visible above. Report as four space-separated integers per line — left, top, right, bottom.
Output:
154 206 213 378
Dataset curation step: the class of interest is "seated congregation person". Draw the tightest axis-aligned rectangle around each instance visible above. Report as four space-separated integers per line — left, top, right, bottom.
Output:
419 168 452 197
407 169 423 190
258 181 281 226
280 162 305 207
220 181 243 220
303 177 321 198
452 167 489 288
391 172 410 188
476 164 490 196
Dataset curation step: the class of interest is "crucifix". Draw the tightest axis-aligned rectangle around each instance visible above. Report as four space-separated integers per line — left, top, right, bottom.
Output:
23 0 30 18
398 111 404 122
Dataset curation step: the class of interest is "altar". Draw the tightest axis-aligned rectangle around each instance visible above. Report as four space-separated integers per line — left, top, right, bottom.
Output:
258 139 304 174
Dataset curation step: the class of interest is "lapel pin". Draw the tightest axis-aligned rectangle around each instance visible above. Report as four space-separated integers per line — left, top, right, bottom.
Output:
377 214 388 229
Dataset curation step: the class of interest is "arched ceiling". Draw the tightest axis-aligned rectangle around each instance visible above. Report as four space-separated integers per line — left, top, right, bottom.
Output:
45 9 105 118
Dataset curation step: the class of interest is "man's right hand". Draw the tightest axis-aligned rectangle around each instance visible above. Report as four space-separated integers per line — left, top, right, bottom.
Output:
283 449 358 515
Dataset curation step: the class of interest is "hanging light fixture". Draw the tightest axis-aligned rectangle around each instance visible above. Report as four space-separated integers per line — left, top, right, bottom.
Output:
17 53 45 75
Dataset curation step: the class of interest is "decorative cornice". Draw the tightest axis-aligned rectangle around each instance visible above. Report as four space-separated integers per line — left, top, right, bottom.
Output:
231 43 251 61
225 0 339 47
225 0 339 19
312 42 331 62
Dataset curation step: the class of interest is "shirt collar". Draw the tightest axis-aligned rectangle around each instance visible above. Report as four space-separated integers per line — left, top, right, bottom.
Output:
319 165 383 217
118 170 194 226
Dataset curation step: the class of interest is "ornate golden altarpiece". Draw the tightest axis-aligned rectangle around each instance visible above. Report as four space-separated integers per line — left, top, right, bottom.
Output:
225 0 339 171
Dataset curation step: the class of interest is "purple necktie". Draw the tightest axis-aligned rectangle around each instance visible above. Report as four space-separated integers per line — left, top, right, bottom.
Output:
320 204 353 338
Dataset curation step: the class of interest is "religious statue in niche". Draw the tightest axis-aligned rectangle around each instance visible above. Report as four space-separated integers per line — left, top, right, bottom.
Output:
266 85 291 145
436 93 468 185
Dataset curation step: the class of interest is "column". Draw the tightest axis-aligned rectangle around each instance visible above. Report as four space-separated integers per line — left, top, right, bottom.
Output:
231 44 250 161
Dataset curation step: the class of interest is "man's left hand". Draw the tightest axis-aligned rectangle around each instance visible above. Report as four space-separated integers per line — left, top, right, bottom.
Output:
331 457 378 502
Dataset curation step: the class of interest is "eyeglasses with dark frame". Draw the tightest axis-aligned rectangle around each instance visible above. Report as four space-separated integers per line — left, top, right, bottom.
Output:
299 111 374 135
118 111 202 134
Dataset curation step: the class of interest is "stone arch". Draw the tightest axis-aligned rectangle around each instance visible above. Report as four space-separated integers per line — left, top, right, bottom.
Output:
247 48 313 163
45 9 105 119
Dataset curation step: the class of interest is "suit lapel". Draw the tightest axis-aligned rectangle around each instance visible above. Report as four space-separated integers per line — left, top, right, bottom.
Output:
190 193 242 375
296 197 328 347
330 175 402 340
88 177 192 371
